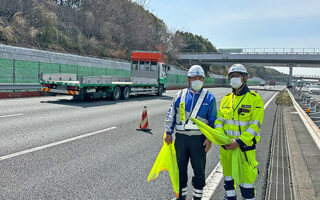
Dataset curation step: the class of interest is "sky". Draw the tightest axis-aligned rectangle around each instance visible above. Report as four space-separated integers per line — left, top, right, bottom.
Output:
145 0 320 76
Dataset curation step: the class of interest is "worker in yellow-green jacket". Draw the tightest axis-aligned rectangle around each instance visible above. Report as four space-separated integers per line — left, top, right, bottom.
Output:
214 64 264 200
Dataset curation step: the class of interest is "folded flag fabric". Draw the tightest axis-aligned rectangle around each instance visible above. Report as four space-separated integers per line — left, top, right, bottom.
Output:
147 133 179 198
190 117 231 145
191 117 257 184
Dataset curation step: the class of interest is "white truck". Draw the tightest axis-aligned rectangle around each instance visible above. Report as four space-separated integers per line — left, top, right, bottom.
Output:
41 51 169 100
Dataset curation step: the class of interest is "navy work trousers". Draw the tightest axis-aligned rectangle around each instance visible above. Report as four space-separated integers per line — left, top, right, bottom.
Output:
174 133 207 199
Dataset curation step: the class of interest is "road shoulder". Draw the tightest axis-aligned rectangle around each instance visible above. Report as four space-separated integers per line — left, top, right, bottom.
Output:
285 106 320 199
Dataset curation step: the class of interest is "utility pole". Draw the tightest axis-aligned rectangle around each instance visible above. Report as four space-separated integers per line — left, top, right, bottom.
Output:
288 64 293 88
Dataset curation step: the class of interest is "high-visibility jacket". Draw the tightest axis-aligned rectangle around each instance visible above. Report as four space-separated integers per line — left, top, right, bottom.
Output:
165 87 217 136
214 86 264 184
214 89 264 147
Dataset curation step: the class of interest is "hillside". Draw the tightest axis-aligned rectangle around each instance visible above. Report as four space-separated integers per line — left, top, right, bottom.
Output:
0 0 287 81
0 0 181 60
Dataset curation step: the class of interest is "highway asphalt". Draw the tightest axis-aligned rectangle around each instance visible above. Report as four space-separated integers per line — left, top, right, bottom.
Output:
0 88 277 199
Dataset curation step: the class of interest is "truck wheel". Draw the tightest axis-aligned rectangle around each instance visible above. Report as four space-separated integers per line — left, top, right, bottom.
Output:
112 87 121 100
73 92 85 101
157 84 164 96
121 87 130 100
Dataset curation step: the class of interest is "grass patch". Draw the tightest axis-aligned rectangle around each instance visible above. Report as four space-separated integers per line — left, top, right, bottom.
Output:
276 90 293 106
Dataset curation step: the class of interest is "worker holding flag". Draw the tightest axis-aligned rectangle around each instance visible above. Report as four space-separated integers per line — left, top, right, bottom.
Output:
164 65 217 200
215 64 264 200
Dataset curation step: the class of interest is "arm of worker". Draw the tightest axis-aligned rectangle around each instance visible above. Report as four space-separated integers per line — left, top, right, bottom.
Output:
208 95 217 128
214 97 225 132
236 95 264 147
203 95 217 152
164 94 179 144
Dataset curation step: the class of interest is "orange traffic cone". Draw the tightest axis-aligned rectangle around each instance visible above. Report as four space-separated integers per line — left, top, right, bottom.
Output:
137 106 151 131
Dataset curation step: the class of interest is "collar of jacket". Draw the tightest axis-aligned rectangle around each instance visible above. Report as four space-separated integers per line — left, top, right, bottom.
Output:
232 84 250 96
188 87 203 94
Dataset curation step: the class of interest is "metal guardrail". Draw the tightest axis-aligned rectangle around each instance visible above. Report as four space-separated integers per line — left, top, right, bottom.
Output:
0 83 41 90
288 88 320 151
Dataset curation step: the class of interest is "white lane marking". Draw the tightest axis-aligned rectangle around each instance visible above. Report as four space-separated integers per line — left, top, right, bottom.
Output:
264 92 278 108
0 113 24 118
0 126 117 161
202 91 279 200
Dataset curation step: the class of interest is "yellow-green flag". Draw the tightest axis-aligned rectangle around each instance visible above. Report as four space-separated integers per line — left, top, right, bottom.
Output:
191 117 257 184
147 133 179 198
190 117 231 145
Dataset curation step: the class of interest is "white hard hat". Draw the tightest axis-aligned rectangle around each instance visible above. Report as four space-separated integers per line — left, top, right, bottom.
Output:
188 65 205 77
227 64 248 77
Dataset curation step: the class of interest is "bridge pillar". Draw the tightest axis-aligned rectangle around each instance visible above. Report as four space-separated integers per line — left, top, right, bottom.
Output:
288 64 293 87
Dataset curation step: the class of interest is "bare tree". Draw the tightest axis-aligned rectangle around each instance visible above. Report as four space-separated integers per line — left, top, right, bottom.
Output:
130 0 150 9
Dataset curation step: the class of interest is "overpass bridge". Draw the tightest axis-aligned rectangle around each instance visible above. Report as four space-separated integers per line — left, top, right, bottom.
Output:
271 75 320 80
293 74 320 80
177 48 320 86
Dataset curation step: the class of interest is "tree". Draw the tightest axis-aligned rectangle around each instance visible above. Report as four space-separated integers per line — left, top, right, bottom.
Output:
176 31 217 53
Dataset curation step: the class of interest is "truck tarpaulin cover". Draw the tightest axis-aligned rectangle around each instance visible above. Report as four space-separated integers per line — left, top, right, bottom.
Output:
147 132 179 198
131 51 163 62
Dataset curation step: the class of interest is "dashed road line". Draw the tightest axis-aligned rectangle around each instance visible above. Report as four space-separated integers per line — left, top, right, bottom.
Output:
0 126 117 161
0 113 24 118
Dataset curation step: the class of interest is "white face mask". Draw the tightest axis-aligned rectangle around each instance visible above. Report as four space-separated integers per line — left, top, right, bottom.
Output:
230 77 243 89
191 80 203 91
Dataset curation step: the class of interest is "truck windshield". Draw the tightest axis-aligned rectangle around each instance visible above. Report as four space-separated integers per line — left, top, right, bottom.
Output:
151 62 157 71
145 61 150 71
131 60 138 70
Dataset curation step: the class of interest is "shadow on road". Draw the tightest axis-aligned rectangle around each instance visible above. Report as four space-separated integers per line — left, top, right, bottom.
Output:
136 129 153 135
40 94 173 108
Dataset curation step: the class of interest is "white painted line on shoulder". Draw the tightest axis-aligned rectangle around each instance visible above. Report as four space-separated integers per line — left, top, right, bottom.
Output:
264 92 278 109
202 91 278 200
0 113 24 118
202 162 223 199
0 126 117 161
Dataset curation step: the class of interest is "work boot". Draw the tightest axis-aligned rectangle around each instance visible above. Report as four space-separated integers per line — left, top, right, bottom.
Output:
222 194 237 200
171 196 186 200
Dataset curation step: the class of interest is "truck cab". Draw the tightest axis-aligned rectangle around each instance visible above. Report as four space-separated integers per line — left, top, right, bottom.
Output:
131 51 169 95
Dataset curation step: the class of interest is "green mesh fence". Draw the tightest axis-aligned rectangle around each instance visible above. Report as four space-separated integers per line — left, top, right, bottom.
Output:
0 58 13 83
0 58 131 84
0 57 258 87
205 77 215 84
15 60 39 83
247 80 260 85
40 63 59 74
61 64 78 74
167 74 218 87
167 74 187 85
